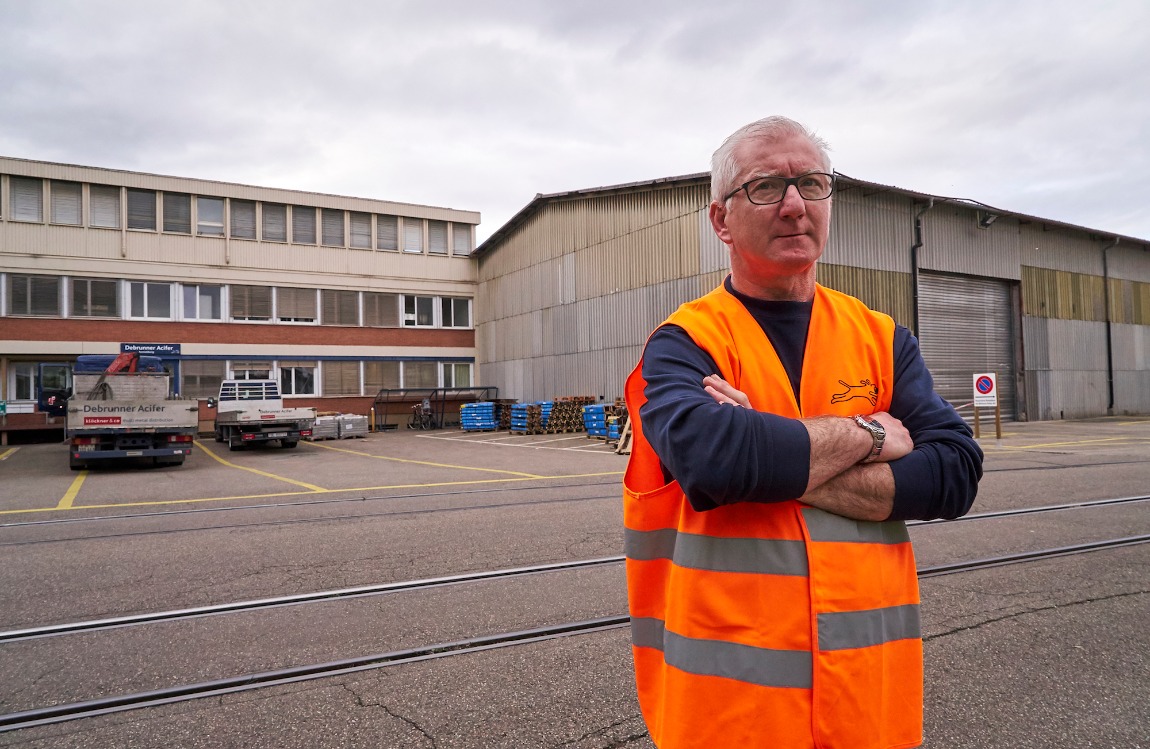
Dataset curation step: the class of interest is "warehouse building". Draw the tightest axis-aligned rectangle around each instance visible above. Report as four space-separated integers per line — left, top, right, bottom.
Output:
474 173 1150 421
0 157 479 439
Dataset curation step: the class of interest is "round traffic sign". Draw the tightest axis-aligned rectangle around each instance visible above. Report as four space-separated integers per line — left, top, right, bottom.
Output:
976 376 994 394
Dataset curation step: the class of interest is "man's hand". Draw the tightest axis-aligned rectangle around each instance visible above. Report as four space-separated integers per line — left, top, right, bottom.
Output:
700 374 915 521
703 374 751 409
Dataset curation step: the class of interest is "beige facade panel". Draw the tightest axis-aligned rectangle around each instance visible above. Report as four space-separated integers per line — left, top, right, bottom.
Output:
816 264 914 329
1021 267 1107 322
920 205 1022 280
1109 278 1150 326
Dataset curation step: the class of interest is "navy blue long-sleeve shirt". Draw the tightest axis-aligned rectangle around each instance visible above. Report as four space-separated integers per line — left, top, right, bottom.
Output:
639 279 983 521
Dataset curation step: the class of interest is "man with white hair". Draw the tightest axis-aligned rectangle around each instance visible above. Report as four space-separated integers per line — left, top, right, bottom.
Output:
623 116 983 748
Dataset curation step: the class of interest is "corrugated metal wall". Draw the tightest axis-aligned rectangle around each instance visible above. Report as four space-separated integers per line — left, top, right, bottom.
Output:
477 176 1150 417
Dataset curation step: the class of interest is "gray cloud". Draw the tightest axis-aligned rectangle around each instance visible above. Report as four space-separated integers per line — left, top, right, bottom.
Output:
1 0 1147 241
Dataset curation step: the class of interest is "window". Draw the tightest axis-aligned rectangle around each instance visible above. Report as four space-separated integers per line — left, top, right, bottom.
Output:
181 360 226 399
364 361 400 392
71 278 119 317
197 197 225 236
126 189 156 230
9 177 44 222
230 361 272 380
403 361 438 388
322 361 361 395
230 285 272 321
321 208 344 246
428 220 448 255
403 218 424 253
292 205 316 244
10 362 38 401
279 361 316 395
441 297 471 328
50 181 82 225
163 193 191 233
363 292 400 327
377 214 399 251
452 223 472 255
230 200 256 239
403 295 435 327
321 290 358 326
443 362 471 388
7 274 60 316
90 185 121 228
276 287 317 323
350 212 372 249
129 281 172 319
262 203 287 242
183 284 223 320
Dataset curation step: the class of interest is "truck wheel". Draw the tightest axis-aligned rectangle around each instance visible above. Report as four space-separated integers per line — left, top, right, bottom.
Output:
69 457 86 471
214 429 224 443
155 456 185 467
281 440 298 449
228 436 242 451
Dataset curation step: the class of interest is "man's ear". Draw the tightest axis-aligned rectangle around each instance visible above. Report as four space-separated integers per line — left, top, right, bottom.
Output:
708 200 733 245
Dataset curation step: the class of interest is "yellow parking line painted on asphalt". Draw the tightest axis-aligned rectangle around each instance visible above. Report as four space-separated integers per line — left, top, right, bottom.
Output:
0 470 624 516
995 436 1133 450
194 440 327 491
304 440 547 479
0 447 19 461
56 472 88 509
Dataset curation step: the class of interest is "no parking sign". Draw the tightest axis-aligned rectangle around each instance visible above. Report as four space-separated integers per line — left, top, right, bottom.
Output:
973 373 998 408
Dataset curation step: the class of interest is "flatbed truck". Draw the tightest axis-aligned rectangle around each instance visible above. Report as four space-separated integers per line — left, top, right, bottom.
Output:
210 379 316 450
38 353 198 470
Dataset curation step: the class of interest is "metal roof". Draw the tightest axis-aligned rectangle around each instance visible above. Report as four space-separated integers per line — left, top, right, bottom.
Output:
474 171 1147 257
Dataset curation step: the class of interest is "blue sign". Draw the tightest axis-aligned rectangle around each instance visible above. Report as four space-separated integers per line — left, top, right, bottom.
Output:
122 343 182 356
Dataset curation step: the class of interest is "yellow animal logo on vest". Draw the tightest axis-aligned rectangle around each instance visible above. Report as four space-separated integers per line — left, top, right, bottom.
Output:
830 379 878 406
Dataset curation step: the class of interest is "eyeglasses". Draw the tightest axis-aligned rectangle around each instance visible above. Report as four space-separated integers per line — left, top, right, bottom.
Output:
723 172 836 205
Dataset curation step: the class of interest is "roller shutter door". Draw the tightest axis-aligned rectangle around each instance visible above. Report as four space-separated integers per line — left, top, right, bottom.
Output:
918 273 1016 419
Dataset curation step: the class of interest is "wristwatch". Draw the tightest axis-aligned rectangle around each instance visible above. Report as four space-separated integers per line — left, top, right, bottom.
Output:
852 414 886 463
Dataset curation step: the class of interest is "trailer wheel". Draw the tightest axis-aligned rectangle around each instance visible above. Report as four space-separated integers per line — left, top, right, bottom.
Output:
281 440 298 449
69 457 86 471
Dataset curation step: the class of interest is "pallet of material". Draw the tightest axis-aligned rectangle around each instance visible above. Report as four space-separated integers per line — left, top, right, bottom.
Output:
509 402 551 434
338 414 369 439
309 416 340 440
461 402 500 432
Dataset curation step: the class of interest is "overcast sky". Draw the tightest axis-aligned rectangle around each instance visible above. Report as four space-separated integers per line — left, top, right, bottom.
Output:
2 0 1147 243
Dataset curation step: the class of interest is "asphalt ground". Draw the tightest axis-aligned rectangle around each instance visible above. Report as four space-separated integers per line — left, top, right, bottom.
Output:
0 417 1146 748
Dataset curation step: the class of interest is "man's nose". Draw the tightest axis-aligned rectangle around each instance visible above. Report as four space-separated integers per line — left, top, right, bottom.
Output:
777 185 807 218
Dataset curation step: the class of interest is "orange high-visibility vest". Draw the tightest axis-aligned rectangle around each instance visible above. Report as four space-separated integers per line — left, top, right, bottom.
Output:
624 282 922 749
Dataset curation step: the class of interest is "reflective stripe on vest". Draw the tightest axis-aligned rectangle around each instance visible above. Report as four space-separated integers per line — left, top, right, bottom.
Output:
623 282 922 749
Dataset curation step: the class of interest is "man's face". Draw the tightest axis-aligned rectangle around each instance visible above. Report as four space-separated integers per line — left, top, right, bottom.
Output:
709 134 832 289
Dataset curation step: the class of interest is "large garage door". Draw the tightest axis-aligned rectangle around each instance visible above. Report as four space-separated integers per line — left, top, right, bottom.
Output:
918 273 1016 419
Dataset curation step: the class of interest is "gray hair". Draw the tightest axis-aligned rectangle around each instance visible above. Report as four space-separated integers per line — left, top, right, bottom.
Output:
710 116 832 202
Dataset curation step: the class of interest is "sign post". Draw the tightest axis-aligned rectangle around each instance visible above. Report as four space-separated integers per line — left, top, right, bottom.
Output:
972 373 1001 442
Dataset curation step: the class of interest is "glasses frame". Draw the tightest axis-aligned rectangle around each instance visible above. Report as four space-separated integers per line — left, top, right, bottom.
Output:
723 172 837 206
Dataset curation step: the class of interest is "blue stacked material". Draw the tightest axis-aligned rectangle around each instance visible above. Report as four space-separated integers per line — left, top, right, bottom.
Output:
460 401 499 431
582 403 610 438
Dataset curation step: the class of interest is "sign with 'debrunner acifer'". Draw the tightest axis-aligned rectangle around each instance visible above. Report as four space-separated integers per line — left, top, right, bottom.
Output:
973 373 998 408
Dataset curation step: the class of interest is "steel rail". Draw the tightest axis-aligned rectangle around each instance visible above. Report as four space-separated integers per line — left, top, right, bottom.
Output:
3 497 1147 643
0 534 1146 733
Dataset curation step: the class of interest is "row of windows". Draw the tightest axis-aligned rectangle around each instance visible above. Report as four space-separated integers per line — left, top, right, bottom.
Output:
6 359 472 402
2 274 471 328
1 175 473 255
